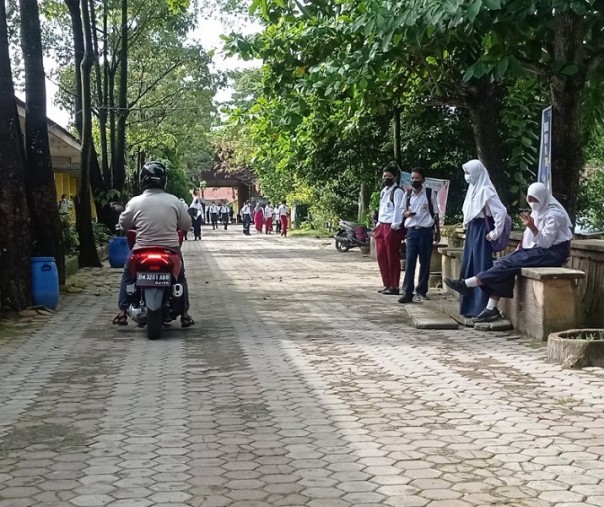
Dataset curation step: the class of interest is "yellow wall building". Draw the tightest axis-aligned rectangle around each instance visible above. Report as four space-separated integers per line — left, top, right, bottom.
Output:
17 99 96 221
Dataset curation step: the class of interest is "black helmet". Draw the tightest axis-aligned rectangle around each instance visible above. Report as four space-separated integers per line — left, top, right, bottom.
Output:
140 161 167 190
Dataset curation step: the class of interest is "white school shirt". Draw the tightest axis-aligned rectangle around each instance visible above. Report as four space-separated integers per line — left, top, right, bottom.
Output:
475 196 508 241
265 206 273 217
522 206 573 249
241 204 251 216
278 205 289 216
378 185 404 226
219 206 229 214
404 187 439 228
209 205 219 214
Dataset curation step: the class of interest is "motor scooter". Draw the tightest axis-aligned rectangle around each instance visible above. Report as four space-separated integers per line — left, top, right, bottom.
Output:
333 219 370 252
124 230 186 340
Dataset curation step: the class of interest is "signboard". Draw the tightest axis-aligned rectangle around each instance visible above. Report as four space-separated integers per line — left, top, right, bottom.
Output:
400 172 450 225
538 106 552 191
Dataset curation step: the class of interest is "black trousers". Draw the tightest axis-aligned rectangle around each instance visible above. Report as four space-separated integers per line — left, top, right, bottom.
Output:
211 213 218 229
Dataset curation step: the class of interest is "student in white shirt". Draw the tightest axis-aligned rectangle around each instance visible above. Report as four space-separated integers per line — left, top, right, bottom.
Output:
447 159 508 318
399 168 440 303
240 201 252 235
219 203 230 230
278 201 290 237
374 162 405 295
209 203 219 229
265 203 274 234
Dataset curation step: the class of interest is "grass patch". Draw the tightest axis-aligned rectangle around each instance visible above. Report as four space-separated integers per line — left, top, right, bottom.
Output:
559 329 604 341
289 229 333 239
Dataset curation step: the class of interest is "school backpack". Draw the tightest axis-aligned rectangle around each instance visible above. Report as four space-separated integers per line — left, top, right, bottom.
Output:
388 187 435 217
486 214 512 252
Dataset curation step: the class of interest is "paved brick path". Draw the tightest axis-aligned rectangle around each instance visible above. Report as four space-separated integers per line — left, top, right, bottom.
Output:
1 227 603 507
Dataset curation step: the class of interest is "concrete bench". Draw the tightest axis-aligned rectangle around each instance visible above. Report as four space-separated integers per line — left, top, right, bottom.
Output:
500 267 585 341
438 247 464 293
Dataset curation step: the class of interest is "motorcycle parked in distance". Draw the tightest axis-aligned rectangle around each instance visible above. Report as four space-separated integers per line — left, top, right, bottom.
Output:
334 219 370 252
125 230 186 340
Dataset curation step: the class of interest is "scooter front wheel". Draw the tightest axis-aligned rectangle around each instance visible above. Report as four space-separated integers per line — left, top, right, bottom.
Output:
147 309 163 340
335 240 349 252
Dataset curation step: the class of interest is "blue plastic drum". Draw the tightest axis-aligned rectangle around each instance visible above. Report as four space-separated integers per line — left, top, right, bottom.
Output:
108 236 130 268
31 257 60 310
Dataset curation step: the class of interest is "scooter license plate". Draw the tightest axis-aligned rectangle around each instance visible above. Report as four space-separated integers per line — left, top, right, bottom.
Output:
136 272 171 287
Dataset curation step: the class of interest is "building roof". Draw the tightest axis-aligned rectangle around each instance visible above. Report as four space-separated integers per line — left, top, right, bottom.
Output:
16 97 81 173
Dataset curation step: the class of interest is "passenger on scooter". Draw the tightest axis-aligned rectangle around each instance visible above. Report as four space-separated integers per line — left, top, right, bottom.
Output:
112 161 195 328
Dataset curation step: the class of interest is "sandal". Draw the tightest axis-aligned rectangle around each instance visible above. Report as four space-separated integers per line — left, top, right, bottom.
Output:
181 315 195 328
112 313 128 326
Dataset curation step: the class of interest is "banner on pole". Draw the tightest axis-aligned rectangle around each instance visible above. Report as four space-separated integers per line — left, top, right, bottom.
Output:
538 106 552 191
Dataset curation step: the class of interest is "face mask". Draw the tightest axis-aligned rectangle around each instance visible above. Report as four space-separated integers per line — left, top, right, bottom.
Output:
411 180 422 190
382 177 395 187
464 173 476 185
528 201 542 212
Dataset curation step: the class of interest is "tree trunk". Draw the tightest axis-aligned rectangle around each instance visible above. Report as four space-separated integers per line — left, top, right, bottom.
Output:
91 0 111 188
0 0 32 310
113 0 129 192
19 0 65 284
77 0 101 268
393 108 401 167
549 10 585 225
465 78 508 205
357 181 367 221
66 0 106 220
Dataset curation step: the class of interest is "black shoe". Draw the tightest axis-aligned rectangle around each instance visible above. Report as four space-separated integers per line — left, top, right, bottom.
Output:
416 294 430 301
444 278 471 296
377 287 388 293
398 294 413 304
382 288 400 295
472 308 501 323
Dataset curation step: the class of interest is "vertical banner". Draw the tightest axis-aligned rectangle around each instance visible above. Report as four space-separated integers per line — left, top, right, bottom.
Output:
400 172 450 225
538 106 552 191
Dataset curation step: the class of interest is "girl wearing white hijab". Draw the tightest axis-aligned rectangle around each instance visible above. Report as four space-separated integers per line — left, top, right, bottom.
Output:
455 159 507 317
445 182 573 322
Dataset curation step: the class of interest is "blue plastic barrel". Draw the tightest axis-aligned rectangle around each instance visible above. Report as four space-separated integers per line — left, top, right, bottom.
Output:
108 236 130 268
31 257 60 310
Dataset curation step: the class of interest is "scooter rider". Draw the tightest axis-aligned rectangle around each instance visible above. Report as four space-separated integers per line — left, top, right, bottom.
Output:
112 161 195 328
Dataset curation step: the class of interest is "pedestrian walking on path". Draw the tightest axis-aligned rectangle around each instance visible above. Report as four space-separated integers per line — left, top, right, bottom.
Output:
278 200 290 237
446 182 573 323
399 168 440 303
220 203 230 230
374 162 405 295
254 203 264 233
209 203 219 229
241 201 252 235
265 203 274 233
189 191 203 240
453 159 508 318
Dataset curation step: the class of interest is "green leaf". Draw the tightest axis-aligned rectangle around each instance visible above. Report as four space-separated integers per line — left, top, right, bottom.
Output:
560 64 579 76
467 0 481 23
484 0 501 9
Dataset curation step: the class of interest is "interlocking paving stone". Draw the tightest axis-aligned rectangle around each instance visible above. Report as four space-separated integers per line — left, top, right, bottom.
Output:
0 229 603 506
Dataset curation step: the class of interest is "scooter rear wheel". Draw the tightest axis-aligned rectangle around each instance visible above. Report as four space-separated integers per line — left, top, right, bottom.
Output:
147 309 163 340
335 240 349 252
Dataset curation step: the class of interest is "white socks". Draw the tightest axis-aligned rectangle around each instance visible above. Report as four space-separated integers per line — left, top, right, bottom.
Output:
486 298 498 310
464 277 478 288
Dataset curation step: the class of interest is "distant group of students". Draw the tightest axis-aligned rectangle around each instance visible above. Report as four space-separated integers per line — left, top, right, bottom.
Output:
240 201 290 237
